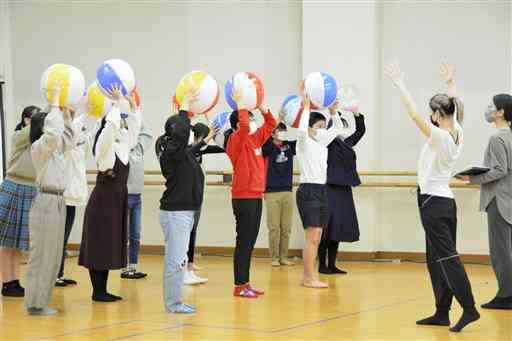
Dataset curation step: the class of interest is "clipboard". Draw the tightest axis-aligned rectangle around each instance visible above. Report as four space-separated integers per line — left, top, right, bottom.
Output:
454 166 490 177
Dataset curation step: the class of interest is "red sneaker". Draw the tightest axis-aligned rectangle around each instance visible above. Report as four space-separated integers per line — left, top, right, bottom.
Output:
248 284 264 296
233 284 258 298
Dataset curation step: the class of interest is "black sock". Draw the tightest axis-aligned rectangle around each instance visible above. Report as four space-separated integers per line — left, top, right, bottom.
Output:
318 239 328 271
416 310 450 326
449 308 480 332
106 293 123 300
327 241 339 268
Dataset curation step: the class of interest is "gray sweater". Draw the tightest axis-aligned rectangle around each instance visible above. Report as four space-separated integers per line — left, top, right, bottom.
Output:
127 124 153 194
471 128 512 224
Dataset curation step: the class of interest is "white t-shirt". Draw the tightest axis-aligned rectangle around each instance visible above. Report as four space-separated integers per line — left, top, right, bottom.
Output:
418 121 463 198
296 111 348 184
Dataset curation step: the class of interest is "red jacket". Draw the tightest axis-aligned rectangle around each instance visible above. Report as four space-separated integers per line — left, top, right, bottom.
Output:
226 109 276 199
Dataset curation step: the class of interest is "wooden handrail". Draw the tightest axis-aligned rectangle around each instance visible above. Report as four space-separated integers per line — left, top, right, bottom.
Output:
87 169 419 177
86 180 477 189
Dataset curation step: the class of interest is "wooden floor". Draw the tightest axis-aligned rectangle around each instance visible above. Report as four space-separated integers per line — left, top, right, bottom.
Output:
0 255 510 340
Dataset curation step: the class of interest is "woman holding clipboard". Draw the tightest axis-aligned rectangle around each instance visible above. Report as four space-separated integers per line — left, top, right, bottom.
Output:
459 94 512 310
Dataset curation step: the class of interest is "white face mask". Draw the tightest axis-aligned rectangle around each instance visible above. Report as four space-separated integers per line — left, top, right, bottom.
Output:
314 128 328 140
276 131 286 141
249 121 258 135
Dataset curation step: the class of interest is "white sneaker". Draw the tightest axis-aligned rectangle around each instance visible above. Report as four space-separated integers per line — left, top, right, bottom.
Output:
190 271 208 284
183 271 202 285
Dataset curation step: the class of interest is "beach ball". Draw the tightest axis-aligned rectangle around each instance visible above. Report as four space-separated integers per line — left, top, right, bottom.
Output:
212 111 231 147
281 95 304 128
225 72 264 110
131 86 141 110
175 71 219 114
338 84 360 113
40 64 85 108
96 59 136 98
86 82 113 120
303 72 338 109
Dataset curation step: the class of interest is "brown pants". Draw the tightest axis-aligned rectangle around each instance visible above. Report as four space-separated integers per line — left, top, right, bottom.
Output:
264 192 293 262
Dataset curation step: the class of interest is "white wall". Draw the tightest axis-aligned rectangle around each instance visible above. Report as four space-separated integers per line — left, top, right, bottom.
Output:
4 1 511 255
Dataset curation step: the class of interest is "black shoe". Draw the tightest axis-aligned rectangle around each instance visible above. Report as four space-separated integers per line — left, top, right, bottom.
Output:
107 292 123 301
319 266 333 275
329 267 348 275
2 280 24 297
481 296 512 310
121 270 147 279
62 278 77 285
55 278 68 287
92 293 118 302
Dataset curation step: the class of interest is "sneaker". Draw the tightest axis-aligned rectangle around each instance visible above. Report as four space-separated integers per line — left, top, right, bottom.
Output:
121 270 147 279
2 280 24 297
233 284 258 298
27 307 58 316
190 263 202 271
190 272 208 284
55 278 68 287
271 260 280 267
184 270 203 285
62 278 78 285
248 284 264 296
166 303 196 314
280 259 294 266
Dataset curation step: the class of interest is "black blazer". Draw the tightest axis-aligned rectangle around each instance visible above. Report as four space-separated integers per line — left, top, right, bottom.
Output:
327 114 366 187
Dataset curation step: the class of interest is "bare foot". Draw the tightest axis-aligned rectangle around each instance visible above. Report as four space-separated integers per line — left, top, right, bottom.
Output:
302 279 328 288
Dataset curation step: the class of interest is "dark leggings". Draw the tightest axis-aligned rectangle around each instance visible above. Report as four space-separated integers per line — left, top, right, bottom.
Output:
58 206 76 278
187 209 201 263
89 269 109 296
318 236 339 269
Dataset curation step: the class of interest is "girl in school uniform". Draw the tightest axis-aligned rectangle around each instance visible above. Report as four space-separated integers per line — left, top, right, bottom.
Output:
319 111 366 275
386 63 479 332
78 86 141 302
0 105 40 297
25 86 74 315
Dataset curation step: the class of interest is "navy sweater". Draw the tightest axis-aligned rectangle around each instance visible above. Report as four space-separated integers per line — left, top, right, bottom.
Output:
262 139 296 193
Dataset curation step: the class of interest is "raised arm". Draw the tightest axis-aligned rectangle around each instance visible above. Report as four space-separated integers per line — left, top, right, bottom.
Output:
316 101 345 147
385 63 432 138
252 103 277 147
344 113 366 147
440 63 464 125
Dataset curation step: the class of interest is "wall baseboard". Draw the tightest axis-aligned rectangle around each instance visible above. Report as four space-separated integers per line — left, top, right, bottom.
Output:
67 244 490 264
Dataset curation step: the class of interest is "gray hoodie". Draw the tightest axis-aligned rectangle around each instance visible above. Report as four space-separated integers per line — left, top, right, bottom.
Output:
127 123 153 194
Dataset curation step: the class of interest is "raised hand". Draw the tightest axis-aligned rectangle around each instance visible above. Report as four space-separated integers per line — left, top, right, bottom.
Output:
110 84 122 101
328 99 340 115
257 102 268 114
232 88 244 110
384 62 405 88
440 63 455 83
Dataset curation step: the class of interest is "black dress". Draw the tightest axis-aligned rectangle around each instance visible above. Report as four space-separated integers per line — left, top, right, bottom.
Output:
79 157 129 270
325 114 366 242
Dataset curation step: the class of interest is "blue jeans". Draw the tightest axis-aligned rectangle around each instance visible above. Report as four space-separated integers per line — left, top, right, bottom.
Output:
127 194 142 265
159 210 195 312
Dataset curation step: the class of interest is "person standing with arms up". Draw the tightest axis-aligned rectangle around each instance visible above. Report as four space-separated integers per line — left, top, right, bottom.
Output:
386 63 479 332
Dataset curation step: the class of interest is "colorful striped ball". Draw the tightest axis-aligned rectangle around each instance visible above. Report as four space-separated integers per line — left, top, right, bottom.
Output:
225 72 264 111
40 64 85 108
175 71 219 115
96 59 136 98
304 72 338 109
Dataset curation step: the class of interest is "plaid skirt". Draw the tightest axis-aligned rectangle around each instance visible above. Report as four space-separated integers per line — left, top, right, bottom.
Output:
0 179 37 251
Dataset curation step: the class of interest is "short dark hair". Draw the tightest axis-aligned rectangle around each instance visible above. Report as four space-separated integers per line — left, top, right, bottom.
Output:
29 111 48 144
493 93 512 124
229 111 255 129
15 105 41 131
192 123 210 140
309 112 326 128
275 122 287 132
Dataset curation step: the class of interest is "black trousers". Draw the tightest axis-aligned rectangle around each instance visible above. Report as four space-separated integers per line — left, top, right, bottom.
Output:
58 206 76 278
417 191 475 311
232 199 262 285
187 209 201 263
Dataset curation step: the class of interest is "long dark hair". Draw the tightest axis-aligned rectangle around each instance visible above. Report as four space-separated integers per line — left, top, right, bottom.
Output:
29 111 48 144
429 94 464 121
92 116 107 156
15 105 41 131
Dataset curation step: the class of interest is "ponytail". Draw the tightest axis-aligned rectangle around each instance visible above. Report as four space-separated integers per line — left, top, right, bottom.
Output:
92 116 107 156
